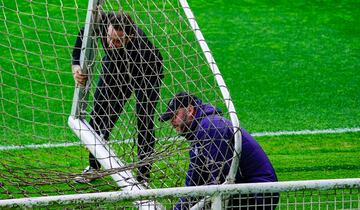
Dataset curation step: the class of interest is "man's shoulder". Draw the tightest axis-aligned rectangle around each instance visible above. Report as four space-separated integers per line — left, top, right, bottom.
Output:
199 115 231 129
195 115 233 139
133 28 155 49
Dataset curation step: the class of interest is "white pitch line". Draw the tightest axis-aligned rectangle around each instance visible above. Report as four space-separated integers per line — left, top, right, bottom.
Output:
251 127 360 137
0 127 359 151
0 142 80 151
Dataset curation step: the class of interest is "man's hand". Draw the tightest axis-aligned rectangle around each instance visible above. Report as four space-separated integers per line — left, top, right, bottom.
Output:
72 65 88 87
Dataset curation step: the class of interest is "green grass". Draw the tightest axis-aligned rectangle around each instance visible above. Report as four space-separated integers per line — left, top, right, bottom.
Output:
0 0 359 204
257 132 360 180
188 0 360 131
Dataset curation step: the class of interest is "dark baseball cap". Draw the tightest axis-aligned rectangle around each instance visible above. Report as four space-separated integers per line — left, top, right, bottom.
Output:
159 92 199 122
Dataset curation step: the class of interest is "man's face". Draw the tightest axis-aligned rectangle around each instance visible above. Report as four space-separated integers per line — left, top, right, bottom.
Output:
106 24 129 49
170 107 194 135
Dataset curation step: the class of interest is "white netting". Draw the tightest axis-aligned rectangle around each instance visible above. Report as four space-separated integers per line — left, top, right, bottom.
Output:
0 0 235 201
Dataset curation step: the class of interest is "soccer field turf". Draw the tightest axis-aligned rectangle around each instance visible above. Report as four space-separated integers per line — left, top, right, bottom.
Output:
0 0 359 200
189 0 360 132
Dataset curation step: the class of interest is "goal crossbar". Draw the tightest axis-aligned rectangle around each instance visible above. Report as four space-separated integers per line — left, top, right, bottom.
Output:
0 178 359 208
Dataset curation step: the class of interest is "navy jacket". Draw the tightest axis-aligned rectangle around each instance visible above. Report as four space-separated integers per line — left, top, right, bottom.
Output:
175 102 277 209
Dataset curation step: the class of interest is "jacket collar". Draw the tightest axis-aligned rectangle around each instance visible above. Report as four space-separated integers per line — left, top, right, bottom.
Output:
184 102 222 140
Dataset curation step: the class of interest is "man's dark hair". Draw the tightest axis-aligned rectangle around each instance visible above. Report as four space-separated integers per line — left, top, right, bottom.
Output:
108 11 135 35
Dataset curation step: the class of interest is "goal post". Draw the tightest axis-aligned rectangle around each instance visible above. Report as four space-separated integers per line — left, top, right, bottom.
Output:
70 0 101 118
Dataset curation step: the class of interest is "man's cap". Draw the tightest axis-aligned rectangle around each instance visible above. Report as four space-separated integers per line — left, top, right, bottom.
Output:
159 92 199 122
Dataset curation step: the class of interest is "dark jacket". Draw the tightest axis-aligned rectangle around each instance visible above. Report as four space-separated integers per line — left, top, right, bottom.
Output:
175 101 277 209
72 12 163 81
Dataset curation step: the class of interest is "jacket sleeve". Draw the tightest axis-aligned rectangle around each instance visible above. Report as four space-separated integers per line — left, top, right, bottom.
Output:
174 148 205 210
203 135 233 185
196 117 234 185
72 12 106 66
174 117 234 209
72 28 84 65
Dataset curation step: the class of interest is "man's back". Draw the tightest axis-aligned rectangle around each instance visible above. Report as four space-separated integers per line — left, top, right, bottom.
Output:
236 128 278 183
187 103 277 185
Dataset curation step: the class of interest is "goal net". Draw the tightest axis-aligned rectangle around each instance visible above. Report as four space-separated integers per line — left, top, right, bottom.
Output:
1 0 360 209
0 0 240 205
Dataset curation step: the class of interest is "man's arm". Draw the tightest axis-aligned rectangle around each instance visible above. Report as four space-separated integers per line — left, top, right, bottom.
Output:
203 137 233 185
71 29 88 86
71 11 107 86
198 117 234 185
174 150 206 210
174 124 214 210
72 28 84 66
175 121 233 210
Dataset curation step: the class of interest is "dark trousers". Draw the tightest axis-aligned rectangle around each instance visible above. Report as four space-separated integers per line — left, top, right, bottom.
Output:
88 56 163 182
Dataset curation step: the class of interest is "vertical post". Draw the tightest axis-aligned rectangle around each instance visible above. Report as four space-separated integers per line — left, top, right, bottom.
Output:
180 0 242 209
70 0 101 118
211 194 222 210
178 0 242 183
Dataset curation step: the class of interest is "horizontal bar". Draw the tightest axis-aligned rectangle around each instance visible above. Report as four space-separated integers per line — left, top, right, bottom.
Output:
1 178 359 207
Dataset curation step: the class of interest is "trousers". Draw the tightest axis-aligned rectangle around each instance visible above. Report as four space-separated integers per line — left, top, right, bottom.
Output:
88 55 163 182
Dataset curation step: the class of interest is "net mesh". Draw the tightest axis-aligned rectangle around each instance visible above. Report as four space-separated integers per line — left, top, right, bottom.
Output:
0 0 230 200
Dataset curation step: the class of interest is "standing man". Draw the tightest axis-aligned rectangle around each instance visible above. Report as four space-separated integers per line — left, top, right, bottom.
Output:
159 92 279 210
72 11 163 184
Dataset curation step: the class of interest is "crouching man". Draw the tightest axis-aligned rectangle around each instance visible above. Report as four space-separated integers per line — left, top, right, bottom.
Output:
159 92 279 210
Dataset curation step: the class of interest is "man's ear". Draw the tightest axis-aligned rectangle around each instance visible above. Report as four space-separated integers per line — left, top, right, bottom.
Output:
188 105 196 116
